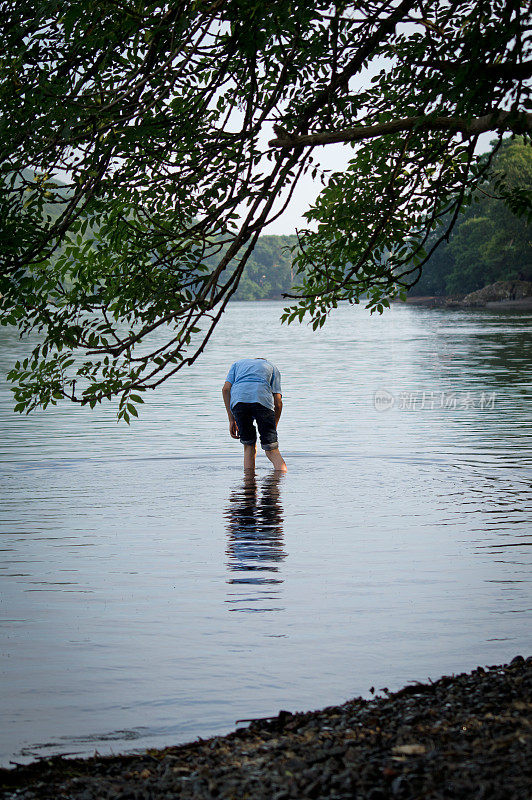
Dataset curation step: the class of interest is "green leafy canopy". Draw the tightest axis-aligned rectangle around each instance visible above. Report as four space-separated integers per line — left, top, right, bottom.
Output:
0 0 530 417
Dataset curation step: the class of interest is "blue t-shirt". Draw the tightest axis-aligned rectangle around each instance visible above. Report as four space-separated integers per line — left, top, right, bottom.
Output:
226 358 282 412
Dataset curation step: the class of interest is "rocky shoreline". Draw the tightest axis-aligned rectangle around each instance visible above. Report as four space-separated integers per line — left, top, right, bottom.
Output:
1 657 530 800
398 280 532 309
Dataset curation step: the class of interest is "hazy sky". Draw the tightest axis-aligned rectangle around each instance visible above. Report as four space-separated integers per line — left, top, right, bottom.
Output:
264 140 354 236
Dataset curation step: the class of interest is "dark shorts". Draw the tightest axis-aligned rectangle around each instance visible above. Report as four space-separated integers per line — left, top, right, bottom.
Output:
232 402 279 450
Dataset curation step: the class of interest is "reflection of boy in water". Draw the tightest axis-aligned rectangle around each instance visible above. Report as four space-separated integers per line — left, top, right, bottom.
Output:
225 472 285 576
225 473 286 612
222 358 287 472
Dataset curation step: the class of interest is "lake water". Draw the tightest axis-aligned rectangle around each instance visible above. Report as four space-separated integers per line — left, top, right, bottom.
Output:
1 301 531 767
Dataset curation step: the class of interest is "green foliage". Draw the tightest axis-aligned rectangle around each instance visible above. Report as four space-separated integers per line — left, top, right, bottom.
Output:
0 0 530 416
409 138 532 296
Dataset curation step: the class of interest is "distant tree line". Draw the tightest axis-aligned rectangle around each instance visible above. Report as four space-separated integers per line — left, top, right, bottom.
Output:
231 235 297 300
408 137 531 297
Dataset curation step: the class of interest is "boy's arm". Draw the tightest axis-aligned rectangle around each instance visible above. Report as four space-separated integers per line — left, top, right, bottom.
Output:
222 381 233 418
222 381 239 438
273 393 282 428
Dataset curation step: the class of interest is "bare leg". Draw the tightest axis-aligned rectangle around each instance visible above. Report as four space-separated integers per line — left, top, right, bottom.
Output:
266 447 287 472
243 443 257 471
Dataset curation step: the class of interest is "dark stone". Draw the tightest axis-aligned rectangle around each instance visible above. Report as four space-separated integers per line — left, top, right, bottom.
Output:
303 778 323 798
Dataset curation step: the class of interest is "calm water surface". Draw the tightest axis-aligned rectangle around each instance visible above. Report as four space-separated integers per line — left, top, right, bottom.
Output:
1 301 531 766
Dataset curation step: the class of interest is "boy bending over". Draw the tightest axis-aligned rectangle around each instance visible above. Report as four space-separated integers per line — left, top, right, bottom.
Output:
222 358 287 472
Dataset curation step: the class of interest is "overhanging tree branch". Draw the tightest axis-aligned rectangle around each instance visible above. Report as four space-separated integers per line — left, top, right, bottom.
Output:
410 60 532 82
269 111 532 149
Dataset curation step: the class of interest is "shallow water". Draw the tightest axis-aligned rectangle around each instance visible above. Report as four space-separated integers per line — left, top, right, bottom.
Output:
1 301 531 767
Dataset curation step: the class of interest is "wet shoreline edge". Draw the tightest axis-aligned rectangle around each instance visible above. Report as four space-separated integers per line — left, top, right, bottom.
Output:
1 657 530 799
395 296 532 310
